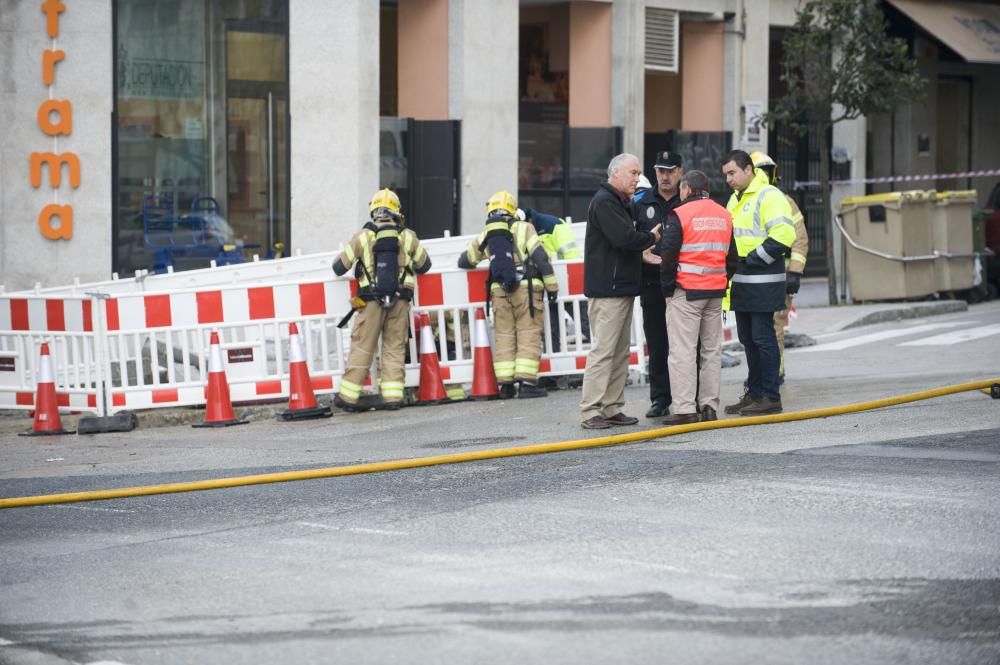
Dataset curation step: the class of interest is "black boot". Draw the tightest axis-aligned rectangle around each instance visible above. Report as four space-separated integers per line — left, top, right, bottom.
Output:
700 405 718 421
498 383 516 400
517 381 548 398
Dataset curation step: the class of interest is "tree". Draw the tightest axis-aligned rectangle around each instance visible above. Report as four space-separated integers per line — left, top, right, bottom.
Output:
763 0 924 305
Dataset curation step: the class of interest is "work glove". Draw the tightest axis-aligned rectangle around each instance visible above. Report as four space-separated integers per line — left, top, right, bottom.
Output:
547 290 558 305
785 271 802 295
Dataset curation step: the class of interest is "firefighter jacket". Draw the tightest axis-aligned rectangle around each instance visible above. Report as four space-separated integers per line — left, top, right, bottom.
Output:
659 194 738 300
458 220 559 295
331 222 431 299
725 169 796 312
786 194 809 274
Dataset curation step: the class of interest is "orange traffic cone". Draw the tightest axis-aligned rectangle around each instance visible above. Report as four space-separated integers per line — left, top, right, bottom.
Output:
193 331 248 428
20 342 73 436
416 311 448 404
469 308 499 400
280 322 331 421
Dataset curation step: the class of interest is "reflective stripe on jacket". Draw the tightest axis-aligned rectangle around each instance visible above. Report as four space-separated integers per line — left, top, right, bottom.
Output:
676 198 733 293
336 224 428 292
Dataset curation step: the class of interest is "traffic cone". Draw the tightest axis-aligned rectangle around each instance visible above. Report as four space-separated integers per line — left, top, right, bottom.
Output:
193 331 248 428
416 311 448 404
469 308 499 400
280 322 331 421
20 342 73 436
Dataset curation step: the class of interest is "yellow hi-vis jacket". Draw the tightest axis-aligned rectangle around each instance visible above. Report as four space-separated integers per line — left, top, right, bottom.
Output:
724 169 796 312
540 220 582 260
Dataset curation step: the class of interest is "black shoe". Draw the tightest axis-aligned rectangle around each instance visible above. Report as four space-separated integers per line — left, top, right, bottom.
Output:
378 401 402 411
498 383 516 400
724 392 755 415
333 395 360 413
662 413 699 426
645 401 668 418
517 381 548 398
739 397 783 416
700 405 718 422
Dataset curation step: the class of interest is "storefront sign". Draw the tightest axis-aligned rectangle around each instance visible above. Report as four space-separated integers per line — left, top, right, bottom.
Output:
29 0 78 241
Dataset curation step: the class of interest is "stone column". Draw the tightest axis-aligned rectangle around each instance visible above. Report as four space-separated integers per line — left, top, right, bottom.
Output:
448 0 519 235
289 2 379 253
611 0 645 159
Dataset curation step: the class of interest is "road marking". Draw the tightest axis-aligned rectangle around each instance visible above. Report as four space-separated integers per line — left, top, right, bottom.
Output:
56 504 136 514
898 323 1000 346
0 638 16 646
798 321 970 352
296 521 406 536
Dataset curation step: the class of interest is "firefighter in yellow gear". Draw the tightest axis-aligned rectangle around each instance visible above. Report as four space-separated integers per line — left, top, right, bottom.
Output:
751 151 810 382
331 189 431 411
459 191 560 399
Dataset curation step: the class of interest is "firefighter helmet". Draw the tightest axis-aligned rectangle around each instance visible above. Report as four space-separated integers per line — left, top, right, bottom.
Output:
485 190 518 219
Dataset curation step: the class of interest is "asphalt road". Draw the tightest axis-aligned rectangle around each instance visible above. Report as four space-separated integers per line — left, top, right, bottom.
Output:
1 302 998 664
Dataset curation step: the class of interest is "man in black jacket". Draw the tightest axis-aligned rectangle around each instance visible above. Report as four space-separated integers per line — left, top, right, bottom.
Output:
580 153 660 430
631 150 683 417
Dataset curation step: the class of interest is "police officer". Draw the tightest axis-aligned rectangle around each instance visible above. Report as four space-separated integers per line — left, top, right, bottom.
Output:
631 151 683 418
522 207 590 353
331 189 431 411
720 150 796 416
459 191 559 399
750 152 809 383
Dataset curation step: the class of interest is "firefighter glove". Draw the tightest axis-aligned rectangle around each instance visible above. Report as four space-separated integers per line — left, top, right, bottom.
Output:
785 271 802 295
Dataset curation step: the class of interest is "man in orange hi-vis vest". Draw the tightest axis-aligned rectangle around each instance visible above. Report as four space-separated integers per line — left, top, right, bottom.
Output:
657 170 738 425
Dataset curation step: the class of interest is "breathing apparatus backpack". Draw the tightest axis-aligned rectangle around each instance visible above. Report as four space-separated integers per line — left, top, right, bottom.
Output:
480 218 521 294
363 222 404 308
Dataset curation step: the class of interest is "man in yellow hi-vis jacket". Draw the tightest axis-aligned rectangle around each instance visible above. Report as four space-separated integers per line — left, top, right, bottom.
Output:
459 191 559 399
721 150 796 416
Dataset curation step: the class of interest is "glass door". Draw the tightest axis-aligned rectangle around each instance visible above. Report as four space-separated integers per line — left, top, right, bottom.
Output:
225 24 288 258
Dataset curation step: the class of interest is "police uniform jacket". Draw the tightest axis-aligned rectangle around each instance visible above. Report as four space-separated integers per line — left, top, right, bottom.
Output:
631 187 681 287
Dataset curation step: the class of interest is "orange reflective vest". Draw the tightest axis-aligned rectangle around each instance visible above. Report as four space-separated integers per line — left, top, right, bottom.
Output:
675 198 733 292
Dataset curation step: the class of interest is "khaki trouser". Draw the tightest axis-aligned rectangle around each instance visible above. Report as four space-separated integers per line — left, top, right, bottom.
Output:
580 296 634 420
338 299 410 405
774 293 793 377
492 284 545 383
666 288 722 415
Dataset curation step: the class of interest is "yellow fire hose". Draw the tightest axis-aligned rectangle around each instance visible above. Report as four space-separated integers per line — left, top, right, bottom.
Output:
1 378 997 510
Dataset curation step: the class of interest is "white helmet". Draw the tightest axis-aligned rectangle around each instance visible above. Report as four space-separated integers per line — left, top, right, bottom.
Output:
637 174 652 191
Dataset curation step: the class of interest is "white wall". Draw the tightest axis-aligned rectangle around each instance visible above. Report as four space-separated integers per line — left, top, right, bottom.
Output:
0 0 112 291
449 0 519 234
289 2 379 253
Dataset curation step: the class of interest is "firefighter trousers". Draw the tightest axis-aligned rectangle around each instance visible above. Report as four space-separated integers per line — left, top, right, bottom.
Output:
338 299 410 405
492 284 544 384
773 293 793 378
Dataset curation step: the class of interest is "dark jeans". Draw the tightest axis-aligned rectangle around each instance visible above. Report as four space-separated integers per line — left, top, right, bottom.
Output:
640 283 671 406
549 300 590 353
735 310 781 400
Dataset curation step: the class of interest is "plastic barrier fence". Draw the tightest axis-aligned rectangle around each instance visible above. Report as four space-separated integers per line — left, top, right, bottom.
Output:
0 261 644 416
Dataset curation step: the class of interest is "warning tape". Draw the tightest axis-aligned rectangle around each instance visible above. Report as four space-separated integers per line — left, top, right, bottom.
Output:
794 168 1000 190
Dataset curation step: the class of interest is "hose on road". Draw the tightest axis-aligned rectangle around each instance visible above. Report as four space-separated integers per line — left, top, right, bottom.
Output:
1 377 997 510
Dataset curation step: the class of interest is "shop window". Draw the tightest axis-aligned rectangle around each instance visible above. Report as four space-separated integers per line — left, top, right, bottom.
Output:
113 0 289 275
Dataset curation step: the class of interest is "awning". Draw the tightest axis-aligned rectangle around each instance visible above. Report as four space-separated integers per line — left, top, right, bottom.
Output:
888 0 1000 65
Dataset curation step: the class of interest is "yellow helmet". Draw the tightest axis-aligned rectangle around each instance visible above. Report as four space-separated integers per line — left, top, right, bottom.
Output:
485 190 518 218
750 151 779 185
369 188 401 218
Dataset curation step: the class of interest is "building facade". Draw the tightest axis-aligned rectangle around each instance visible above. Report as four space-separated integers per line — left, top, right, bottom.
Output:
2 0 996 292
